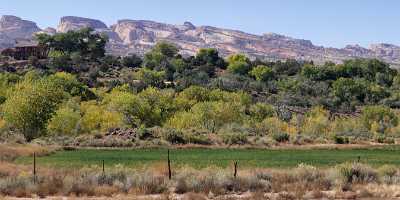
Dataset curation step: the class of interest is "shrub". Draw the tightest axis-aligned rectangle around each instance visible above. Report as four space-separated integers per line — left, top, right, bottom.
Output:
293 164 330 187
221 133 248 145
272 132 290 143
361 105 398 134
330 117 372 140
248 102 275 122
161 128 186 144
333 135 350 144
254 117 288 136
378 165 397 177
137 127 155 140
184 133 212 145
375 135 395 144
249 65 275 82
80 101 125 134
168 101 245 132
131 172 168 194
47 106 81 136
301 106 330 138
337 162 378 184
218 123 250 145
378 165 399 184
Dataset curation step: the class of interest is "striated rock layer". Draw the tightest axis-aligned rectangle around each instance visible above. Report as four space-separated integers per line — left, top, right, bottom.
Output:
1 15 400 66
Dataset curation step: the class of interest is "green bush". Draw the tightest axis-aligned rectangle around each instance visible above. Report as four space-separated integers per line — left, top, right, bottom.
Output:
137 127 155 140
161 128 186 144
47 106 81 136
333 135 350 144
272 132 290 143
375 135 395 144
221 133 248 145
184 134 211 145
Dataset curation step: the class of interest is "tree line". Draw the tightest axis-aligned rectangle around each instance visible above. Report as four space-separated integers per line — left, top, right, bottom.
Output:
0 28 399 144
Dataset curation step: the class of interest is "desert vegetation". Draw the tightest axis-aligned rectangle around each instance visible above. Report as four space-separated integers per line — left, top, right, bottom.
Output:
0 28 399 147
2 159 400 199
2 29 400 198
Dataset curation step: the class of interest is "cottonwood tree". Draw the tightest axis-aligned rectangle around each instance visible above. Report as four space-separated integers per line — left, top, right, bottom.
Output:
3 79 64 141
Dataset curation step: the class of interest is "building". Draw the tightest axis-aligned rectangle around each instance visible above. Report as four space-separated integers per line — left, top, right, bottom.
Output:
0 40 48 60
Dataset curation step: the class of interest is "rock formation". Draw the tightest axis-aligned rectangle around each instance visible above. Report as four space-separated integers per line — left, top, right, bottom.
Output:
0 15 41 49
1 15 400 67
56 16 108 32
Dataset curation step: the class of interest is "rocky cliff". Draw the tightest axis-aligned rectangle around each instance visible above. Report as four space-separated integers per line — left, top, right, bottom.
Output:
56 16 108 32
0 15 41 49
1 15 400 66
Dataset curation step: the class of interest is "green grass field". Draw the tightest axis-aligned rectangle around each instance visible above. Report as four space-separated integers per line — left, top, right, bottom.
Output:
15 146 400 169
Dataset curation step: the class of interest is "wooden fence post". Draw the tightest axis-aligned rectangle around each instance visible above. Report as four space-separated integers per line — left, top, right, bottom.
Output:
33 152 36 184
234 161 238 178
102 159 105 174
168 149 171 180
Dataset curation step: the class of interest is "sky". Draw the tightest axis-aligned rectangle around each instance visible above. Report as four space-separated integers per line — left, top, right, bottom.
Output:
1 0 399 48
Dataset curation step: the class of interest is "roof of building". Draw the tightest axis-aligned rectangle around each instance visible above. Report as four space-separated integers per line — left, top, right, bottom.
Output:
14 39 39 47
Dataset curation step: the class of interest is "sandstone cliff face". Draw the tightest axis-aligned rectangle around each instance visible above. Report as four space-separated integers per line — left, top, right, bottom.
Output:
40 27 57 35
0 15 41 49
0 15 40 38
1 15 400 67
110 19 400 66
57 16 108 33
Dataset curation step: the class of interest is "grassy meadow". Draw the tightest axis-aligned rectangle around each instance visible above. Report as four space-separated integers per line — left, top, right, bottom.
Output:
15 146 400 169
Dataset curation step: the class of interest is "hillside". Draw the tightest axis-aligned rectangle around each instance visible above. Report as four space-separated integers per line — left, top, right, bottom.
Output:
1 15 400 66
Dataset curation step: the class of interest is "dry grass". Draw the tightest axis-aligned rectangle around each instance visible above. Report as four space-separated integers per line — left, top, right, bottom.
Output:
0 144 56 161
1 144 400 199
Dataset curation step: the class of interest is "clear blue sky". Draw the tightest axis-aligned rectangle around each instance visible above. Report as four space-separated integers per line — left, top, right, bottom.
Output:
2 0 399 48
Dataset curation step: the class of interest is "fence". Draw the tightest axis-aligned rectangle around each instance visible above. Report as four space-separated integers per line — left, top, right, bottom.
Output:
30 149 366 182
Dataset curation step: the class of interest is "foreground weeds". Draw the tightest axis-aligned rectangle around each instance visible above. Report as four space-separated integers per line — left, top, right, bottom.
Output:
0 144 56 161
1 162 400 199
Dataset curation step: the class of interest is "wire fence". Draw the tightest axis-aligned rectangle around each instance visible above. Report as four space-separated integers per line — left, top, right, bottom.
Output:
29 149 368 182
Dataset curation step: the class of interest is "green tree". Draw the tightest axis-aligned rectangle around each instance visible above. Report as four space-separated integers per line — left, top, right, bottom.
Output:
105 90 152 127
143 42 179 70
47 102 81 135
167 101 244 132
141 42 181 81
138 87 178 126
3 79 64 141
361 105 398 134
227 54 250 64
133 68 166 88
249 65 275 81
228 61 251 75
80 101 125 134
122 54 142 68
227 54 252 75
194 48 226 68
332 78 367 103
36 27 107 60
47 72 96 100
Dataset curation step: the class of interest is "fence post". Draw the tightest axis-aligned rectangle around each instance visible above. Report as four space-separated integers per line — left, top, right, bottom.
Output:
168 149 171 180
102 159 105 174
33 152 36 184
234 161 238 178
